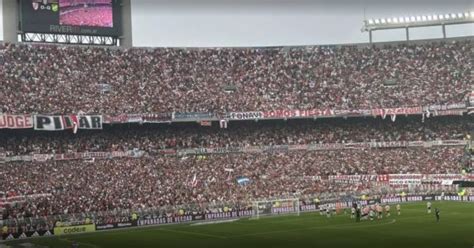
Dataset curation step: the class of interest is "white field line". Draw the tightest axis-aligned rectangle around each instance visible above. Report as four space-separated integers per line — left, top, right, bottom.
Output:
158 228 227 239
58 237 102 248
190 218 239 226
226 219 397 238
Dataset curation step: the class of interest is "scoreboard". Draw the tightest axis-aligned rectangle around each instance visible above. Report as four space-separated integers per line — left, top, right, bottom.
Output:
20 0 122 36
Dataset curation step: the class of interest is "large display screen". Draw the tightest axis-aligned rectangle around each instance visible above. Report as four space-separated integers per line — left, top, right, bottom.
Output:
20 0 122 36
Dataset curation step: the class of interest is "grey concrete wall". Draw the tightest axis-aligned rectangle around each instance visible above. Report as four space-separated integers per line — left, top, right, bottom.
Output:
120 0 133 47
2 0 19 43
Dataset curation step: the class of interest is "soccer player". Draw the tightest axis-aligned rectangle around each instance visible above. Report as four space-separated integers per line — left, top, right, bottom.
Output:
369 208 375 221
370 204 376 213
361 206 370 221
435 208 440 222
376 204 383 219
396 204 401 216
427 201 432 214
385 204 391 217
351 207 356 219
326 206 331 218
356 207 361 222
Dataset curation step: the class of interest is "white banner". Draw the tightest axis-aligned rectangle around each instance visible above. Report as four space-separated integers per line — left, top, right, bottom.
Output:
34 115 102 131
227 112 263 120
0 115 33 129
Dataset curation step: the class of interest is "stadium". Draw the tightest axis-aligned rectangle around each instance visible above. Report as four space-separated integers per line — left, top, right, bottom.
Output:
0 0 473 247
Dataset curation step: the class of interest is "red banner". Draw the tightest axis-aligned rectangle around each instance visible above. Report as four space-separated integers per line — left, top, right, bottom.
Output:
372 107 422 117
328 174 378 183
0 115 33 129
103 114 142 124
377 175 389 182
263 109 335 119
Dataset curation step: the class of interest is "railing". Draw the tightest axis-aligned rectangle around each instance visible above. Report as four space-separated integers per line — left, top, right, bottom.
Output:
0 139 468 164
2 189 472 242
0 184 463 228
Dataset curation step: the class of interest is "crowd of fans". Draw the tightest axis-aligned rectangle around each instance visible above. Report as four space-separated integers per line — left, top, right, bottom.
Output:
0 146 464 220
0 115 470 155
0 38 471 236
0 40 471 114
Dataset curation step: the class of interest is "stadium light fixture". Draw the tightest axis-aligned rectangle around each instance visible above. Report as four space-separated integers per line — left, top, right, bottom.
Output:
364 10 474 28
363 10 474 43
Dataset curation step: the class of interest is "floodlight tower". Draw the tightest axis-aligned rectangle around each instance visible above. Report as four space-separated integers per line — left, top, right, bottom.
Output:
362 11 474 43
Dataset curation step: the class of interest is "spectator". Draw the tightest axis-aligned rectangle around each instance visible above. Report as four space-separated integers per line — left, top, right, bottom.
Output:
0 116 470 155
0 147 464 220
0 40 471 114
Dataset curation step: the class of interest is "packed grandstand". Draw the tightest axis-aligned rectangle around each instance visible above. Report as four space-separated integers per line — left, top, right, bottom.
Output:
0 38 473 240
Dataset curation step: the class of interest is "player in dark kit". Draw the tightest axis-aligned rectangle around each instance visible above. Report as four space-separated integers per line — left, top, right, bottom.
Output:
356 208 361 222
352 203 361 222
435 208 440 222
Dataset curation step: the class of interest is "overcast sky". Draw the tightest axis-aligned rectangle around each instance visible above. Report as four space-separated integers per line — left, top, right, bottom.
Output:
1 0 472 46
130 0 473 47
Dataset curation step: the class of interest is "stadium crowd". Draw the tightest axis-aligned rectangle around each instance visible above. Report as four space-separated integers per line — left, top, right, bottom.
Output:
0 146 464 220
0 116 470 155
0 38 471 237
0 40 471 114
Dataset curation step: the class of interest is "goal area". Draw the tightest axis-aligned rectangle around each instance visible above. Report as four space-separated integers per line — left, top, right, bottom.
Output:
251 198 300 219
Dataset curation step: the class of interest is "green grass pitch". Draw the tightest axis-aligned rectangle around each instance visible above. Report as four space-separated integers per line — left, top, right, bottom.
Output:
5 202 474 248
